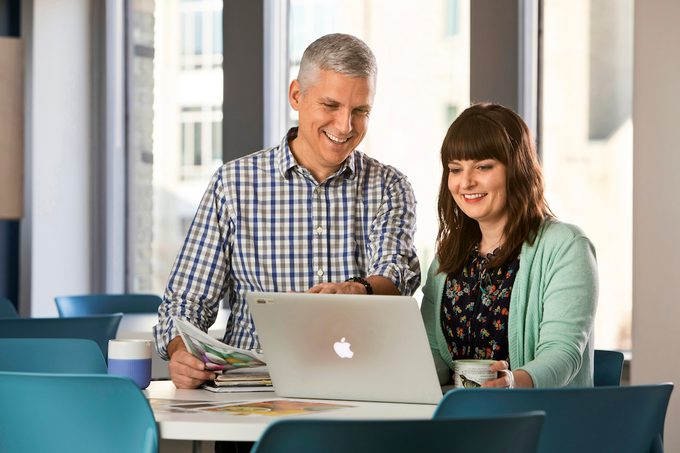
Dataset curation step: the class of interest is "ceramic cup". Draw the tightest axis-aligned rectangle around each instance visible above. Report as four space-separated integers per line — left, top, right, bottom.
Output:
108 339 152 389
452 359 511 388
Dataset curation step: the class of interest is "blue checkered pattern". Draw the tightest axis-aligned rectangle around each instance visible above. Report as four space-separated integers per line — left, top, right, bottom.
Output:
154 129 420 358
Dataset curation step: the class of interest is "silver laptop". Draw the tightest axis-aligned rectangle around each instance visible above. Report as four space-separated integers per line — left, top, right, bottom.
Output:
247 291 443 404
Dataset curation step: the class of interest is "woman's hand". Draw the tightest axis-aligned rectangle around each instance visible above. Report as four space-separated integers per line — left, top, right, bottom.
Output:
481 360 535 388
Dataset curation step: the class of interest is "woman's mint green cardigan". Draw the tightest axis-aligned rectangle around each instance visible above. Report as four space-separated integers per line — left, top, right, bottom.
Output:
420 220 598 388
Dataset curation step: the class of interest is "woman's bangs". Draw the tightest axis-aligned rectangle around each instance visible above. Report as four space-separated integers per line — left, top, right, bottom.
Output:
445 117 507 164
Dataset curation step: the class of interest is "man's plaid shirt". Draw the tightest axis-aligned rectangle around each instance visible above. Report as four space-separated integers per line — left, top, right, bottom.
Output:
153 129 420 358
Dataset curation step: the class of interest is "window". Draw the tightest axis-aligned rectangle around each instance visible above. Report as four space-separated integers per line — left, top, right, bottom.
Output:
127 0 223 293
179 106 223 178
540 0 633 349
288 0 471 285
179 0 222 69
122 0 631 353
447 0 461 36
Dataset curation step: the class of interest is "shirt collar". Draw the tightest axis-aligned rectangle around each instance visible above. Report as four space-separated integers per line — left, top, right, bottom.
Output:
276 127 357 181
275 128 299 178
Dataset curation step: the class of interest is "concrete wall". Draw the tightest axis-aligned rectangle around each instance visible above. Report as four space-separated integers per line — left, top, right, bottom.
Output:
632 0 680 449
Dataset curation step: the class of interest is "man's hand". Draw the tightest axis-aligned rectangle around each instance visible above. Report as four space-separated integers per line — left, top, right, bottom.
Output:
307 281 366 294
167 336 216 389
307 276 399 295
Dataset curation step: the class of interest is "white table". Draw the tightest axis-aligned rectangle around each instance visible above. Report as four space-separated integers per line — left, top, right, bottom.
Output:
117 311 230 379
145 381 437 442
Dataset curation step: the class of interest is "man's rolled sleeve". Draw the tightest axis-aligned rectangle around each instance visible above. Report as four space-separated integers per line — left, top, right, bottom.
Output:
367 173 421 295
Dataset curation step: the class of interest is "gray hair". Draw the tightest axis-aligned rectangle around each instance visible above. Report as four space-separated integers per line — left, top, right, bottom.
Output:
297 33 377 91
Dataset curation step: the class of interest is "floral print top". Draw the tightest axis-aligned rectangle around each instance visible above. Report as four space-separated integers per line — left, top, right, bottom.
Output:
440 246 520 361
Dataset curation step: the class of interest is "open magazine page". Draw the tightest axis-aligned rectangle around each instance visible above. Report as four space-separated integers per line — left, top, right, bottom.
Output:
204 400 353 416
173 317 266 371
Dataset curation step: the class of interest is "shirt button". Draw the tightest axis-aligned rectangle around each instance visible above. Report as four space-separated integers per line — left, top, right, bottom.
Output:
317 269 324 277
316 226 323 234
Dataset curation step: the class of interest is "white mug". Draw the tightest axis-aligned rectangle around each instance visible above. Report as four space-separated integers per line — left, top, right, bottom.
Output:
108 339 152 389
452 359 512 388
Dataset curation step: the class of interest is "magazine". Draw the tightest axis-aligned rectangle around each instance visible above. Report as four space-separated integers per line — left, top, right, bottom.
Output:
149 399 242 412
202 383 275 393
173 317 266 371
204 400 353 416
213 371 272 387
201 369 274 393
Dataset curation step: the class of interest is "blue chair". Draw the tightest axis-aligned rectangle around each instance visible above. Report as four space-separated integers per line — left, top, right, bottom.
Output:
55 293 162 317
0 338 107 373
0 314 122 359
0 371 158 453
0 296 18 317
251 412 545 453
434 384 673 453
594 349 625 386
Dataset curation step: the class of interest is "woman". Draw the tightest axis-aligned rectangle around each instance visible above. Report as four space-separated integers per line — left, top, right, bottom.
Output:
421 103 597 388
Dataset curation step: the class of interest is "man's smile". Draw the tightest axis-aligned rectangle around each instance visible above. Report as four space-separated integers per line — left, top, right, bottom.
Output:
323 130 352 144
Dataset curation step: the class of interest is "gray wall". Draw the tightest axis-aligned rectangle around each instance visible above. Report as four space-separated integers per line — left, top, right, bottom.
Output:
470 0 519 110
632 0 680 449
23 0 94 316
224 0 264 159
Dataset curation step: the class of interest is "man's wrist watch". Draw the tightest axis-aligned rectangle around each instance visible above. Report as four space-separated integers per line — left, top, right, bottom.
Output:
345 276 374 294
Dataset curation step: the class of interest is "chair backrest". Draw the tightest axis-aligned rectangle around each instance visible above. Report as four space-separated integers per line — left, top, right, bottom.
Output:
0 338 107 373
0 314 122 359
594 349 625 386
434 384 674 453
251 412 545 453
55 293 162 317
0 371 158 453
0 296 18 318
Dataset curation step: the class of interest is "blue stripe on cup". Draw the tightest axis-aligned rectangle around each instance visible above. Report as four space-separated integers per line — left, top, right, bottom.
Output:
108 358 152 389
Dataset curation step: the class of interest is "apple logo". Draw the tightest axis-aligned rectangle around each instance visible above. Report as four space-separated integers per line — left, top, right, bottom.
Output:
333 337 354 358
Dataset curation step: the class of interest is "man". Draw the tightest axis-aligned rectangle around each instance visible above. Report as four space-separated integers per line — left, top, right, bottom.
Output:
153 33 420 390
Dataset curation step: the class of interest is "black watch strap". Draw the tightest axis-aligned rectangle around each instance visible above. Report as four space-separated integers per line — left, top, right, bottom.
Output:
345 276 374 295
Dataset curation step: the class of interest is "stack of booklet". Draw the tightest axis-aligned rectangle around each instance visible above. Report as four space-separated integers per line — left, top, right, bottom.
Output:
173 316 273 393
203 369 273 393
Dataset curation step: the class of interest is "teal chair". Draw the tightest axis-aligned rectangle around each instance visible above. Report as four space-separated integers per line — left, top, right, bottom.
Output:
251 412 546 453
0 296 18 317
0 314 122 359
434 384 673 453
55 293 162 317
0 338 107 373
594 349 625 386
0 371 158 453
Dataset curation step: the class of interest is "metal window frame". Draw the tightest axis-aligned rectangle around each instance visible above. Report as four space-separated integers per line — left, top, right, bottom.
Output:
93 0 126 293
263 0 289 149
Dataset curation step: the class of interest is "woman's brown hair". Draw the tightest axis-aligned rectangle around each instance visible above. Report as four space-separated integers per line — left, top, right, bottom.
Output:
436 103 552 275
